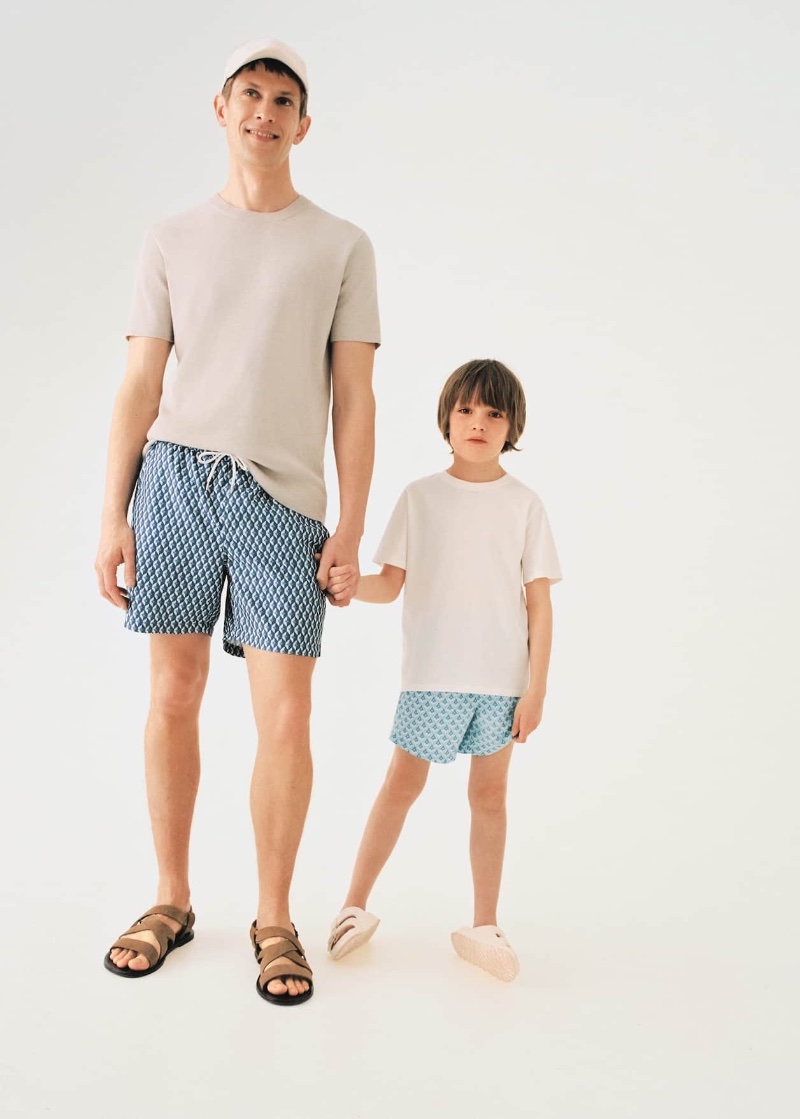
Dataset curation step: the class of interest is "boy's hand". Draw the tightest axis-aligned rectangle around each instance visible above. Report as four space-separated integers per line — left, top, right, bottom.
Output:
325 562 359 604
315 535 360 607
511 691 545 743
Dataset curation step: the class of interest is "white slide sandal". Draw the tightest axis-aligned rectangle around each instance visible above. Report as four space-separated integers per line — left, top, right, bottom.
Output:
450 925 520 981
327 906 381 961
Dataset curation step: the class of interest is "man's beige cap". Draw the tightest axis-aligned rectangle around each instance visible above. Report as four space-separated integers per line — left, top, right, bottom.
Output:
221 38 308 96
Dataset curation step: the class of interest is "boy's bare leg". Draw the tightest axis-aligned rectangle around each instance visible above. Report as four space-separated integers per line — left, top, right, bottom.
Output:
244 647 317 998
467 743 514 927
109 633 209 970
342 746 430 910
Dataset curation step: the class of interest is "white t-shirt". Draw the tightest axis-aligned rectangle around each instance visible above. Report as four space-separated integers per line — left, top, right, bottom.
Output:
373 471 562 697
127 193 381 524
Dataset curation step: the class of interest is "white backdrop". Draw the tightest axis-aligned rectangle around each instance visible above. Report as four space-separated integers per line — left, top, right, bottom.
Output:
1 1 798 1116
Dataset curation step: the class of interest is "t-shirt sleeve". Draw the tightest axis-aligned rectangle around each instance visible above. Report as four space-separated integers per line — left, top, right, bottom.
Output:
330 232 381 347
125 227 174 342
372 490 407 570
522 500 563 585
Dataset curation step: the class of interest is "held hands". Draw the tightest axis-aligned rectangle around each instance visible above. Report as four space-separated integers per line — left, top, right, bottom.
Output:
95 519 136 609
511 690 545 743
315 533 360 607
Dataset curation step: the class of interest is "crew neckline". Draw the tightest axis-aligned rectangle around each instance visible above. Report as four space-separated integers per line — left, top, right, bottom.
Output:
209 193 309 221
440 470 513 490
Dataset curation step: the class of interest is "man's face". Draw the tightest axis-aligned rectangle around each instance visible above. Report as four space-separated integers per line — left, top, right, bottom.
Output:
448 396 511 462
215 68 310 167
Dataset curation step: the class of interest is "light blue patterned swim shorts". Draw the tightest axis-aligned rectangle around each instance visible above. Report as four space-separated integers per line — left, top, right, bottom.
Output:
390 691 519 764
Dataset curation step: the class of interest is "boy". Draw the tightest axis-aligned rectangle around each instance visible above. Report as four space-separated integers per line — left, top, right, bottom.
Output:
327 359 561 980
96 38 380 1005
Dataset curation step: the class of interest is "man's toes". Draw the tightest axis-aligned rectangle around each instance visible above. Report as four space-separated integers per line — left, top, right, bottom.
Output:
110 949 130 966
267 977 288 996
128 954 150 971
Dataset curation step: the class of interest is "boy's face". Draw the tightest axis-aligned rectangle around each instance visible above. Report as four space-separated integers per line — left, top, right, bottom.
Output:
448 396 511 462
214 69 310 167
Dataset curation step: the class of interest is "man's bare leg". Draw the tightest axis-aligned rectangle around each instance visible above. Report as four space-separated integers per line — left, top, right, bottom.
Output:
245 646 317 998
467 743 514 927
109 633 210 970
341 746 430 911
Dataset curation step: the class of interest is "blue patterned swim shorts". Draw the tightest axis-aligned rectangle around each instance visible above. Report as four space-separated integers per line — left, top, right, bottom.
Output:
124 441 330 658
390 691 519 764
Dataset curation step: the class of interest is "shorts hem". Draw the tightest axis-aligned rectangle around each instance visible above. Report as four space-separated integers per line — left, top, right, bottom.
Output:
459 736 514 758
391 737 457 765
224 635 322 660
124 620 214 638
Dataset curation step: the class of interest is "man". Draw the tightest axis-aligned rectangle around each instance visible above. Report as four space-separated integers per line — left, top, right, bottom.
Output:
95 38 380 1005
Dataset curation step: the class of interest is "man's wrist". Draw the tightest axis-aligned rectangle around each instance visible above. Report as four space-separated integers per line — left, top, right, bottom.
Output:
101 506 129 528
333 522 364 543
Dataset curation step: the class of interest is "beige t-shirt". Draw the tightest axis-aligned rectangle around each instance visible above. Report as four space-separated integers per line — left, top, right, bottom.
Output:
126 193 381 523
373 472 563 696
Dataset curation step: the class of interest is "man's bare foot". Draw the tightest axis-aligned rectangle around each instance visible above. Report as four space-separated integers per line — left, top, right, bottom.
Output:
256 920 311 998
108 904 188 972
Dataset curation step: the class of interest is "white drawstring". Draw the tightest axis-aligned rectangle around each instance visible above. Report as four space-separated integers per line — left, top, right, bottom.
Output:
197 451 249 491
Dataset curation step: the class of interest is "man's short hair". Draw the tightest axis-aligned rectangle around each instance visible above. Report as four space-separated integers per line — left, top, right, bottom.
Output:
221 58 308 119
437 359 527 454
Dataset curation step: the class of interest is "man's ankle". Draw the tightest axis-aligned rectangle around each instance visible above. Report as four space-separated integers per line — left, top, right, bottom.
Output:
155 885 191 911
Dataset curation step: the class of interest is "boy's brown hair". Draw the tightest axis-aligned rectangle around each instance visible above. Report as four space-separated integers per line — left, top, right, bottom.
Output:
221 59 308 119
437 359 526 454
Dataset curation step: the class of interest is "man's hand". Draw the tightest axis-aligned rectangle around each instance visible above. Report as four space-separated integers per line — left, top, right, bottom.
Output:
511 690 545 743
315 533 360 607
95 519 136 609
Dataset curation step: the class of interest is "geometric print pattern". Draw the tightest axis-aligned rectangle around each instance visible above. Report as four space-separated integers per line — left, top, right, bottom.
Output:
124 441 330 659
390 690 519 764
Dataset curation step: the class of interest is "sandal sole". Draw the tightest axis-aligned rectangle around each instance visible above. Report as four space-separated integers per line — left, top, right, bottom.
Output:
103 930 194 978
451 930 519 981
256 977 314 1005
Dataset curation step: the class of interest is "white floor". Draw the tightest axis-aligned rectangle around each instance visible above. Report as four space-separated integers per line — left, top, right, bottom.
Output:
4 913 792 1119
4 603 798 1118
4 829 795 1118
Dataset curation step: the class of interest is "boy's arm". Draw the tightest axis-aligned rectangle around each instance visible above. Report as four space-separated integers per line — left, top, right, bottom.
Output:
94 336 172 608
355 564 405 603
511 578 553 743
317 340 377 607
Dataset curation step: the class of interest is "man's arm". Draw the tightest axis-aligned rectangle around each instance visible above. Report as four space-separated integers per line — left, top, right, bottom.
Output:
94 336 172 608
511 578 554 742
316 340 376 607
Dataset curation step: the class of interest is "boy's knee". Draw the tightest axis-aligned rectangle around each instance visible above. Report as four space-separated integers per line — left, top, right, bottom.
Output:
384 758 427 805
468 780 507 815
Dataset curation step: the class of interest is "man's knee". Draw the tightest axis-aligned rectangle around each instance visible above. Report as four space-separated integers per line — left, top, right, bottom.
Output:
259 695 312 748
150 654 208 717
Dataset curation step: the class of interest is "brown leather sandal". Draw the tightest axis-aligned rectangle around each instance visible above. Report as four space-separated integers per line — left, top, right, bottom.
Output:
104 905 196 978
250 921 314 1005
